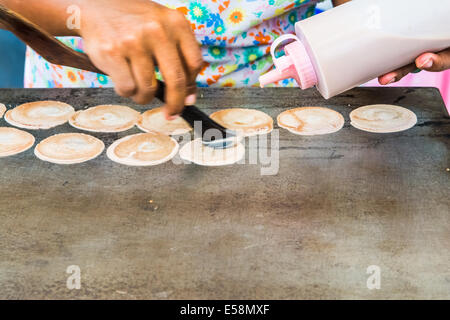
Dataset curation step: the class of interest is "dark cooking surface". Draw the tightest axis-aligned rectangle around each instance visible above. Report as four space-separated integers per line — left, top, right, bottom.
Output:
0 87 448 299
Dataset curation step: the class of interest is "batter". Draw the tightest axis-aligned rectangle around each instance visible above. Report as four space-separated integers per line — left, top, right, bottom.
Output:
107 132 179 166
137 107 191 136
210 108 273 136
350 104 417 133
34 133 104 164
0 103 5 118
277 107 345 135
70 105 140 132
0 127 35 157
179 138 245 166
5 101 75 130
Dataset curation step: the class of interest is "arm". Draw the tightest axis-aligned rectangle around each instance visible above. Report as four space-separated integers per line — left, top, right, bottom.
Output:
0 0 203 116
0 0 78 36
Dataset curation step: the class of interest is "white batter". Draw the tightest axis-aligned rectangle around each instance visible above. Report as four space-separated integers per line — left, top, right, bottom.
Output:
179 138 245 166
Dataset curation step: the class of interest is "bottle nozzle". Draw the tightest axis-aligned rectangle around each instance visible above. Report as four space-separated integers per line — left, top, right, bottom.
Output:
259 63 298 88
258 34 317 89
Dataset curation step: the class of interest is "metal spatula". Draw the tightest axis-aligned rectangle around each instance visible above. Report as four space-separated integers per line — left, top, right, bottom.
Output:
0 4 238 148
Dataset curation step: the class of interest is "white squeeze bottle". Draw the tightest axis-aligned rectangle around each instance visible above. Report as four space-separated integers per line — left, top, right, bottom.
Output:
259 0 450 98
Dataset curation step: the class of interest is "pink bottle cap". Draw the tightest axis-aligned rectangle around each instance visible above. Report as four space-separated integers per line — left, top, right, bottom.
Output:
259 34 317 89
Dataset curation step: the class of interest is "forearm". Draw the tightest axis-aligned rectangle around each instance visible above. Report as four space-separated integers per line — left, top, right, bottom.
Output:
0 0 81 36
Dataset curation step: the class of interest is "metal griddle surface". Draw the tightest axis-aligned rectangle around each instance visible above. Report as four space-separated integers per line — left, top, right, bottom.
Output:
0 87 449 299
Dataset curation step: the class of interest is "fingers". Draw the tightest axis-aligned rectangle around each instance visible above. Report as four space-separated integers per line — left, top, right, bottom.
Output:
103 56 137 98
416 49 450 72
151 32 188 117
175 13 204 105
378 63 417 85
378 47 450 85
88 43 137 97
129 51 158 104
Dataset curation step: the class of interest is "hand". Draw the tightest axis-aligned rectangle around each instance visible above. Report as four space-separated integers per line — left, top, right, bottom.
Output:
78 0 203 117
378 48 450 85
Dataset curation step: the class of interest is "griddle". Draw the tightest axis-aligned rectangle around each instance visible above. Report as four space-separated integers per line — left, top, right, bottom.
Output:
0 87 448 299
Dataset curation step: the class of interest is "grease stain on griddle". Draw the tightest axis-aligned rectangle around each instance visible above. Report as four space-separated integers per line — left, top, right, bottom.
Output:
144 199 159 212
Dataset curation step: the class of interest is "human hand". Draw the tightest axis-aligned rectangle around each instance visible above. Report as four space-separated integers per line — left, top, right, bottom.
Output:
78 0 203 117
378 48 450 85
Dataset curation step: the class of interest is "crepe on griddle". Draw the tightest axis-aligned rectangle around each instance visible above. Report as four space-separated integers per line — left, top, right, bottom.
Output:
5 100 75 129
277 107 344 135
34 133 104 164
350 104 417 133
210 108 273 136
107 132 179 166
137 107 191 136
179 138 245 166
0 103 5 118
70 105 140 133
0 127 35 157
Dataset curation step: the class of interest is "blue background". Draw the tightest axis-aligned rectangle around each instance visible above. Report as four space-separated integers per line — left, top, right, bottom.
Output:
0 30 26 88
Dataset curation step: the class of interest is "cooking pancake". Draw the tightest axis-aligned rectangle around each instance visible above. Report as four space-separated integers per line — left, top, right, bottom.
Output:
34 133 104 164
137 107 191 135
277 107 344 135
350 104 417 133
0 127 35 157
179 138 245 166
210 108 273 136
0 103 5 118
5 100 75 129
107 132 178 166
70 105 140 132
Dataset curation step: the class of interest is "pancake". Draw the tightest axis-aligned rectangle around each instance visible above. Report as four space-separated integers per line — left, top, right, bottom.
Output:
350 104 417 133
179 138 245 166
0 103 5 118
210 108 273 136
0 127 35 157
34 133 104 164
5 100 75 129
107 132 178 166
277 107 344 135
70 105 140 132
137 107 191 135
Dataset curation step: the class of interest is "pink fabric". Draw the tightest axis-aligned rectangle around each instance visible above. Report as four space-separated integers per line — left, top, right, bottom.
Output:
364 70 450 114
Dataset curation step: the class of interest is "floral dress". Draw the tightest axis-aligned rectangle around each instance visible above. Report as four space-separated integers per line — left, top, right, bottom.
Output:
24 0 322 88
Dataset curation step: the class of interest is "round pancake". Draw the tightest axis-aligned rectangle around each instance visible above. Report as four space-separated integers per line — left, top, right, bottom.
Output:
277 107 344 135
34 133 104 164
70 105 140 132
137 107 191 135
5 100 75 129
210 108 273 136
350 104 417 133
0 103 6 118
179 138 245 166
0 127 35 157
107 132 179 166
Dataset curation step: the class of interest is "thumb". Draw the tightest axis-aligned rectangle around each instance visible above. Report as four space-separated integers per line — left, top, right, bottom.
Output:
416 49 450 72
